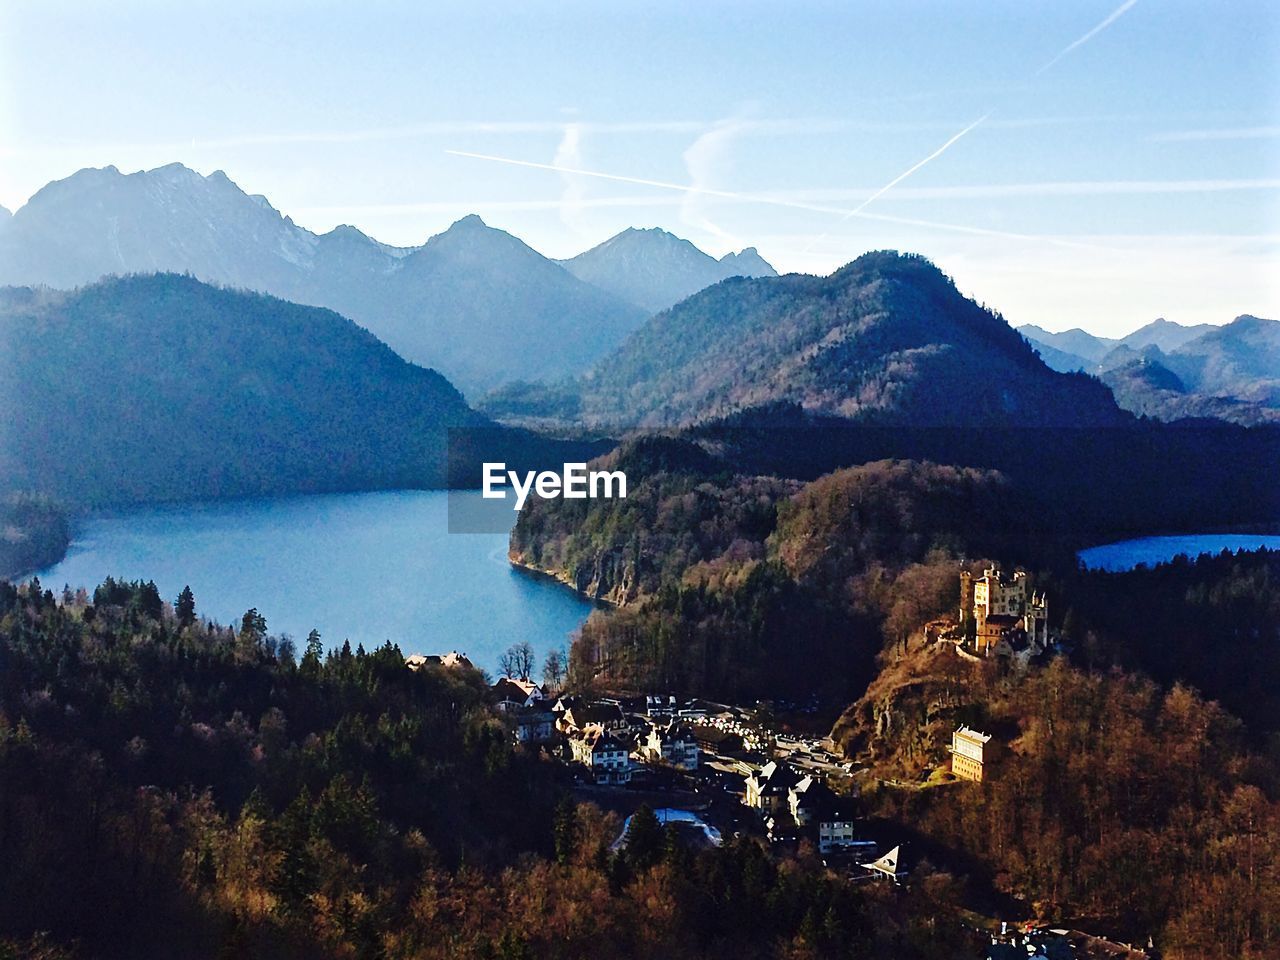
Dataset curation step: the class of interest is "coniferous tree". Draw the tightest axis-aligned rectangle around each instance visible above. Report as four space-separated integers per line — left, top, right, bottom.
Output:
176 585 196 627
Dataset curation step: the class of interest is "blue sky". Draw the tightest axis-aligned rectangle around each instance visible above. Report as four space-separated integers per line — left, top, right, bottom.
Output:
2 0 1277 335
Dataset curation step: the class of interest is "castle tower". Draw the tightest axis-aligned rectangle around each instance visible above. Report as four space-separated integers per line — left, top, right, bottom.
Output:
959 570 975 639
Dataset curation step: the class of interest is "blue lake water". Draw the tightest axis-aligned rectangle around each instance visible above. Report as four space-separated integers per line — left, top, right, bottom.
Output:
36 491 596 674
1079 534 1280 572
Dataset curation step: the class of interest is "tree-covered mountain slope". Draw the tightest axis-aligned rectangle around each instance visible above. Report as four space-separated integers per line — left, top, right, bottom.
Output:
577 251 1127 428
0 274 486 504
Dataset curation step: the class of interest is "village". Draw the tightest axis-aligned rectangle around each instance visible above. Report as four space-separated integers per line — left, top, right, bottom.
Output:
409 567 1158 960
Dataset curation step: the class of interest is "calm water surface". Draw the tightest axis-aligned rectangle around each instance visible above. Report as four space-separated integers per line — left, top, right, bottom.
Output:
1079 533 1280 572
37 491 595 673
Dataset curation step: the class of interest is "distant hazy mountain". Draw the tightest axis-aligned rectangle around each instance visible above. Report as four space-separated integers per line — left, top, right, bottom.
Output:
0 165 647 395
573 251 1126 428
1164 315 1280 407
1021 338 1095 374
0 164 319 293
1101 356 1280 426
1118 317 1216 353
0 274 487 505
361 215 647 393
1019 318 1222 375
561 226 777 313
1066 315 1280 424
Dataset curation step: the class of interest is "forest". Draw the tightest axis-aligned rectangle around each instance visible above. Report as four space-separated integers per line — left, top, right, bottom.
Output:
0 576 975 960
517 441 1060 702
861 655 1280 958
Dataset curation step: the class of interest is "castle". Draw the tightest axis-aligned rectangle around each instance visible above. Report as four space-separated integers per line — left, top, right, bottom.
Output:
959 567 1048 655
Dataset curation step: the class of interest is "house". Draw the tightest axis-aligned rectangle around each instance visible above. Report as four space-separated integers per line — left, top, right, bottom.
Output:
641 721 700 770
646 695 678 717
492 677 545 712
815 797 860 853
745 761 800 813
550 695 580 716
406 650 474 672
950 725 996 782
693 725 745 756
861 844 908 882
788 775 836 826
513 706 556 744
569 728 632 784
559 701 627 736
788 776 861 852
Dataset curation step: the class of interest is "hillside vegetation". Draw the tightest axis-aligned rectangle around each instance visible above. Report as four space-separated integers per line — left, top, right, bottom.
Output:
0 493 70 579
0 577 971 960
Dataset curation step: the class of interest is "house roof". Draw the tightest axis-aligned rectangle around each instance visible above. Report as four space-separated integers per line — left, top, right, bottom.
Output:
590 732 627 754
955 725 992 744
509 677 544 699
752 761 801 794
790 775 835 807
693 726 743 746
407 651 474 671
565 703 625 727
861 844 906 878
650 721 696 744
492 677 536 703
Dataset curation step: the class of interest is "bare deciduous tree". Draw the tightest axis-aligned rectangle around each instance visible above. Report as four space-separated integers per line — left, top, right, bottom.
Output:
499 639 536 681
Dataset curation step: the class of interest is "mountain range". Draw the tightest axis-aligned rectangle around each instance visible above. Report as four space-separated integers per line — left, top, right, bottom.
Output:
533 251 1129 428
0 164 775 396
1019 318 1218 370
559 226 776 314
1020 315 1280 424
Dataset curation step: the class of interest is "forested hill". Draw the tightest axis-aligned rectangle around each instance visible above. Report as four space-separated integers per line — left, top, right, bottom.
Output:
0 274 488 505
575 251 1127 428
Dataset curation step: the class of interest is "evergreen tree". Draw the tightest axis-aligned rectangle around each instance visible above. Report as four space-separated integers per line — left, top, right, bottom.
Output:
625 804 663 870
553 797 578 866
301 629 323 678
176 585 196 627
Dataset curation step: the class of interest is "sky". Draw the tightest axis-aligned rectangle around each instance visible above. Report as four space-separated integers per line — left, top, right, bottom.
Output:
1 0 1278 336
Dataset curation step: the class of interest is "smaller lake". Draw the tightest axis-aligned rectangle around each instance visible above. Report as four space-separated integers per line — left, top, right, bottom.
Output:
36 490 598 675
1079 534 1280 572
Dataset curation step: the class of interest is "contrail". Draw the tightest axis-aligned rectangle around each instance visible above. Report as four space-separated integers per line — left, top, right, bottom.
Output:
1036 0 1140 75
799 112 991 254
835 113 991 224
445 149 1109 251
799 0 1140 254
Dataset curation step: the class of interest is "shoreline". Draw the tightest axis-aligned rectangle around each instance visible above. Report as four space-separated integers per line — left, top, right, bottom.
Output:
507 552 621 608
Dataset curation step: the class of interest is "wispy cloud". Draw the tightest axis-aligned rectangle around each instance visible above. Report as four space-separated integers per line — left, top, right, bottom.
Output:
680 115 749 249
444 149 1110 252
552 122 590 238
0 114 1142 168
1149 125 1280 143
295 196 685 218
774 178 1280 202
1036 0 1141 75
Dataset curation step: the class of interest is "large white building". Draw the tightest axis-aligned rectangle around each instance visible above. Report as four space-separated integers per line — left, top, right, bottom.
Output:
950 725 994 782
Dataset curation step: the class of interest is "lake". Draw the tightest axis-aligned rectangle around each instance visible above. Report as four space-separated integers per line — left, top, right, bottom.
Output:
36 490 597 674
1079 533 1280 572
